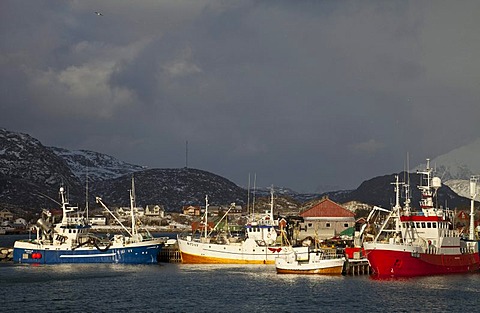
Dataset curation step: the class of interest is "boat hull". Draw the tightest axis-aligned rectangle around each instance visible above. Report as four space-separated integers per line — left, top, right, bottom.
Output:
275 259 345 275
177 237 289 264
365 245 480 277
13 241 163 264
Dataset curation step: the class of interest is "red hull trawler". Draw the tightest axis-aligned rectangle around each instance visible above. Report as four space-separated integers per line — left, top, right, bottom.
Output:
363 159 479 277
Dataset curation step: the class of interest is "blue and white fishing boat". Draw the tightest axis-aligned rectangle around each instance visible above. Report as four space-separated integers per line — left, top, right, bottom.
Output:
13 178 165 264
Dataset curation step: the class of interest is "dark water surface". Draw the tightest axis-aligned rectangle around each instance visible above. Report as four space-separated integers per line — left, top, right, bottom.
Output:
1 234 479 312
1 262 479 313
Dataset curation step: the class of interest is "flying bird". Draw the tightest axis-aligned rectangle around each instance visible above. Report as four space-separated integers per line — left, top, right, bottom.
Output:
94 11 103 16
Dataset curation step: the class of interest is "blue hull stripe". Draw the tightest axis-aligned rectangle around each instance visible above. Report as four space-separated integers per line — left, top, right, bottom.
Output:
60 253 116 258
13 245 162 264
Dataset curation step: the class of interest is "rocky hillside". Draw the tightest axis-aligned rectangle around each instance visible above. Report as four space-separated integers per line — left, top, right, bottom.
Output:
328 172 471 210
0 128 82 211
90 168 248 211
50 147 146 183
0 128 473 218
0 129 249 214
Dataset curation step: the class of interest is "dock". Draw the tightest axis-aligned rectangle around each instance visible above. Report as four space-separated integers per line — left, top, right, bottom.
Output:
344 258 371 275
158 243 182 263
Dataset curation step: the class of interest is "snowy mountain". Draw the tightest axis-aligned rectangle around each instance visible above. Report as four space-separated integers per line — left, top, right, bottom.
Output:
428 138 480 180
0 128 249 214
415 138 480 197
50 147 146 182
443 180 472 198
0 128 82 210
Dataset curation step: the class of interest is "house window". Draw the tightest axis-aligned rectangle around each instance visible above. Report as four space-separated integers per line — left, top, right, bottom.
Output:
308 223 312 227
344 223 349 228
326 223 331 228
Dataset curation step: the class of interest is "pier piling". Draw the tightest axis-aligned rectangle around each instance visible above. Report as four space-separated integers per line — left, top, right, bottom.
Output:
158 244 182 263
344 258 371 275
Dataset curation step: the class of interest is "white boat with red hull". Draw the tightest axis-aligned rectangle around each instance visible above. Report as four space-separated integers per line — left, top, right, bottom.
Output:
363 159 479 277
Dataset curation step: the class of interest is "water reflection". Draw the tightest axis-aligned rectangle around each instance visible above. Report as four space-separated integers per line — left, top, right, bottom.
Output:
1 261 480 312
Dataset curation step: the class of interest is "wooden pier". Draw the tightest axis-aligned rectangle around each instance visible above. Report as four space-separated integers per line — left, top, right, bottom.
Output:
158 243 182 263
344 258 371 275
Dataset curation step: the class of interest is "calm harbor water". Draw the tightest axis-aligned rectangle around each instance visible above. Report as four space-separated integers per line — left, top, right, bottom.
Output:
1 235 479 312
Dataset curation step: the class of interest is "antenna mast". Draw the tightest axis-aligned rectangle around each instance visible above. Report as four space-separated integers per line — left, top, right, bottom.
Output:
469 175 478 240
185 140 188 168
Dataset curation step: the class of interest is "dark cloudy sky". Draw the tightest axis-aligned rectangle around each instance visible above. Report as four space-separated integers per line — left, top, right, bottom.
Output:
1 1 479 193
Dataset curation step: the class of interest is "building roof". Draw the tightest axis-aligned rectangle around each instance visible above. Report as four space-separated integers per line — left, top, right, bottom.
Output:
300 197 354 218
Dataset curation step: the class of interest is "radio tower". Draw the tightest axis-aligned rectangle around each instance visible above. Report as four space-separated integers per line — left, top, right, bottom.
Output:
185 140 189 168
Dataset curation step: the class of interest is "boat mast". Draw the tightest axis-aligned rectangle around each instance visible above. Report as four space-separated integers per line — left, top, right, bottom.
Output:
374 176 402 242
417 158 443 218
247 173 251 217
417 159 433 211
269 186 275 222
252 173 256 220
130 176 136 236
403 153 411 216
85 166 89 223
204 195 209 238
392 175 403 232
393 175 402 211
96 197 133 236
469 176 478 240
60 186 67 224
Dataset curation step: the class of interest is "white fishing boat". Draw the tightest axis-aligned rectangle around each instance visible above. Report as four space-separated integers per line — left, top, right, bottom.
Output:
13 177 166 264
177 188 292 264
275 246 345 275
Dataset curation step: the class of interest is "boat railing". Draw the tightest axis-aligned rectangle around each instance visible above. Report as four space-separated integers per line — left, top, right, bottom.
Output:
312 248 344 259
460 246 476 254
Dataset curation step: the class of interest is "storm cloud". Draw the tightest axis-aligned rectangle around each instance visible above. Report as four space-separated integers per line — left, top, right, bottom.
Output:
1 1 480 192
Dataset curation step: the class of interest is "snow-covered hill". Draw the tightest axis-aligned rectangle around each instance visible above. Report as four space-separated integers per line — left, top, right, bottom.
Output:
414 138 480 197
50 147 146 182
429 138 480 180
443 179 479 199
0 128 250 213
